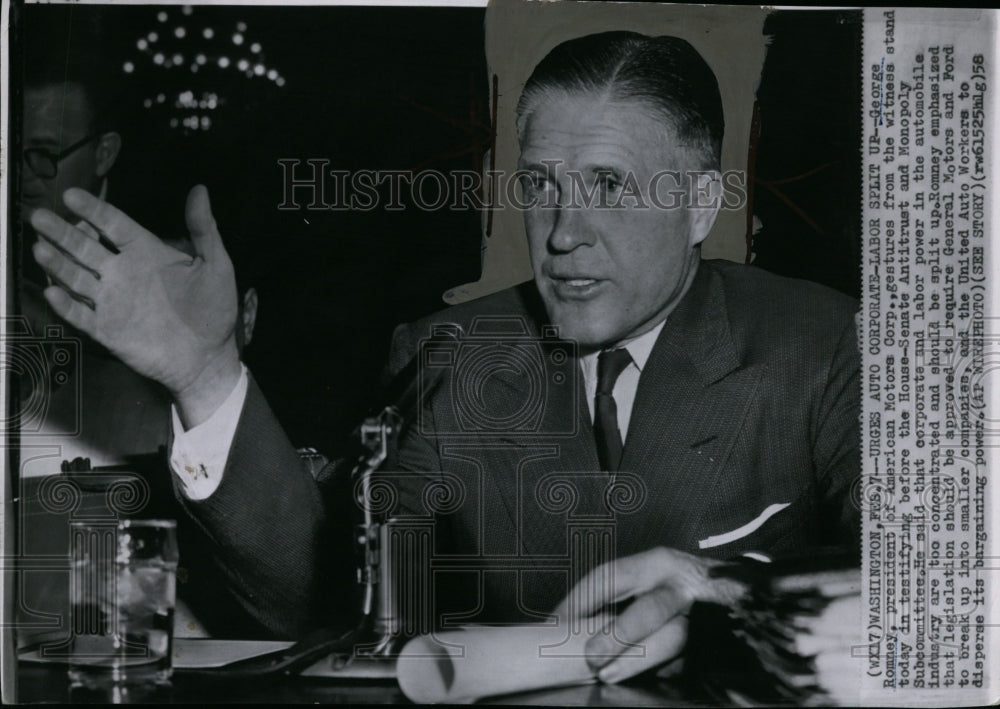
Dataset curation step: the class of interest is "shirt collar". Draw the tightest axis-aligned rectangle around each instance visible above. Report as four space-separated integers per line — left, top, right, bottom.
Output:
614 319 665 372
580 318 666 373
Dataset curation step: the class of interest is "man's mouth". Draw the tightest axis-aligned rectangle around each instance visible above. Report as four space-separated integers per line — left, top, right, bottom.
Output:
548 274 606 299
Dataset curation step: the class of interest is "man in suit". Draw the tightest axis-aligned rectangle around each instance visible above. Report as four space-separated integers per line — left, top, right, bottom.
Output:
29 32 860 678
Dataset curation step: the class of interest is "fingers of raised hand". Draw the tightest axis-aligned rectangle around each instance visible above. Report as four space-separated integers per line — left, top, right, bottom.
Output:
184 185 230 265
30 210 115 273
62 187 151 249
33 240 101 303
75 220 102 242
43 285 96 334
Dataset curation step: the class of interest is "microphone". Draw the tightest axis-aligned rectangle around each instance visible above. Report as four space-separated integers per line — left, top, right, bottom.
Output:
320 324 462 484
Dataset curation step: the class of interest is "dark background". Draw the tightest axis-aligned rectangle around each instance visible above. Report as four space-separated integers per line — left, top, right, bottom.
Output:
11 3 861 452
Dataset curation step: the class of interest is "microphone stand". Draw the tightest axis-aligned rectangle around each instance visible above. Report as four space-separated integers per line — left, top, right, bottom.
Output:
349 405 406 659
177 405 410 681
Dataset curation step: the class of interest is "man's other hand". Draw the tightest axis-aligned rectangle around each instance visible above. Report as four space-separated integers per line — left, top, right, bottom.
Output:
31 185 242 428
552 547 747 684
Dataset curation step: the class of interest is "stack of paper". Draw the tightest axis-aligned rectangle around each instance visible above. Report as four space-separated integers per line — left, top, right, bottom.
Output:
685 558 862 706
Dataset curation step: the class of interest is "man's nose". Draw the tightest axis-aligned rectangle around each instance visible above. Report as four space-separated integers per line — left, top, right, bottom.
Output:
547 202 597 253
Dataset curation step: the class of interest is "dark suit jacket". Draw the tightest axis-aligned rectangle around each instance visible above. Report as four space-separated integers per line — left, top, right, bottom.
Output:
175 260 860 638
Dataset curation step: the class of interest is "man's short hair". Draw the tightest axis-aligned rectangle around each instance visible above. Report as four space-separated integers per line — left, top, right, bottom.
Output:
516 31 724 170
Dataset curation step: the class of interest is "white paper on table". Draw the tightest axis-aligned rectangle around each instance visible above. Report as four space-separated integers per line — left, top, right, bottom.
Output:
171 639 294 668
396 624 648 703
17 638 295 669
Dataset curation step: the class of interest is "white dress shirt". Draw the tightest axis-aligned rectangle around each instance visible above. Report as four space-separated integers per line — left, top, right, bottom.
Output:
578 320 665 440
169 364 248 500
168 322 667 500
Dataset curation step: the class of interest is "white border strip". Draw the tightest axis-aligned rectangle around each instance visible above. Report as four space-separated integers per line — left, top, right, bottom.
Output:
0 0 12 698
25 0 490 7
20 1 859 9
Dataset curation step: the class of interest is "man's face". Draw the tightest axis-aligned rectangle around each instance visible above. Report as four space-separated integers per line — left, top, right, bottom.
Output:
22 84 101 222
518 91 717 351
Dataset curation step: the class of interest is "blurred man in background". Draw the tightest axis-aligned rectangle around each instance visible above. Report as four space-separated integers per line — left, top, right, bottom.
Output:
15 9 265 643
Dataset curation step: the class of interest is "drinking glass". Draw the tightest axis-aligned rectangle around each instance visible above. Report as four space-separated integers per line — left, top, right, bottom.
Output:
67 519 178 687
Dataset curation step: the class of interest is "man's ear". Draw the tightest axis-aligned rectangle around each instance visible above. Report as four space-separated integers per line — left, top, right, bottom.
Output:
241 287 259 348
688 169 721 248
94 132 122 178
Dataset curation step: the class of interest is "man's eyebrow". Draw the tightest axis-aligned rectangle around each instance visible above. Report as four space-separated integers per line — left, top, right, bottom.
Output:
586 164 625 178
517 160 558 173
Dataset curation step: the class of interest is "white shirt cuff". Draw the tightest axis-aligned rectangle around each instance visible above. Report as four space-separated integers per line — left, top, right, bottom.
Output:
169 364 249 501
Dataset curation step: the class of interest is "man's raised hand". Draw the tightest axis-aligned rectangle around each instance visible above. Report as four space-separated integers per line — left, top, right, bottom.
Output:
31 185 242 427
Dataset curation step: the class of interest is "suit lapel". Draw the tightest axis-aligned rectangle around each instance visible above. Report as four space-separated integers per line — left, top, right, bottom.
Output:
617 264 762 554
440 297 601 565
482 350 604 561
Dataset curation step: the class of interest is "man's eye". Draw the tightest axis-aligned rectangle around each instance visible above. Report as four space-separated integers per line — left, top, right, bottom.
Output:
597 173 622 194
521 174 551 192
